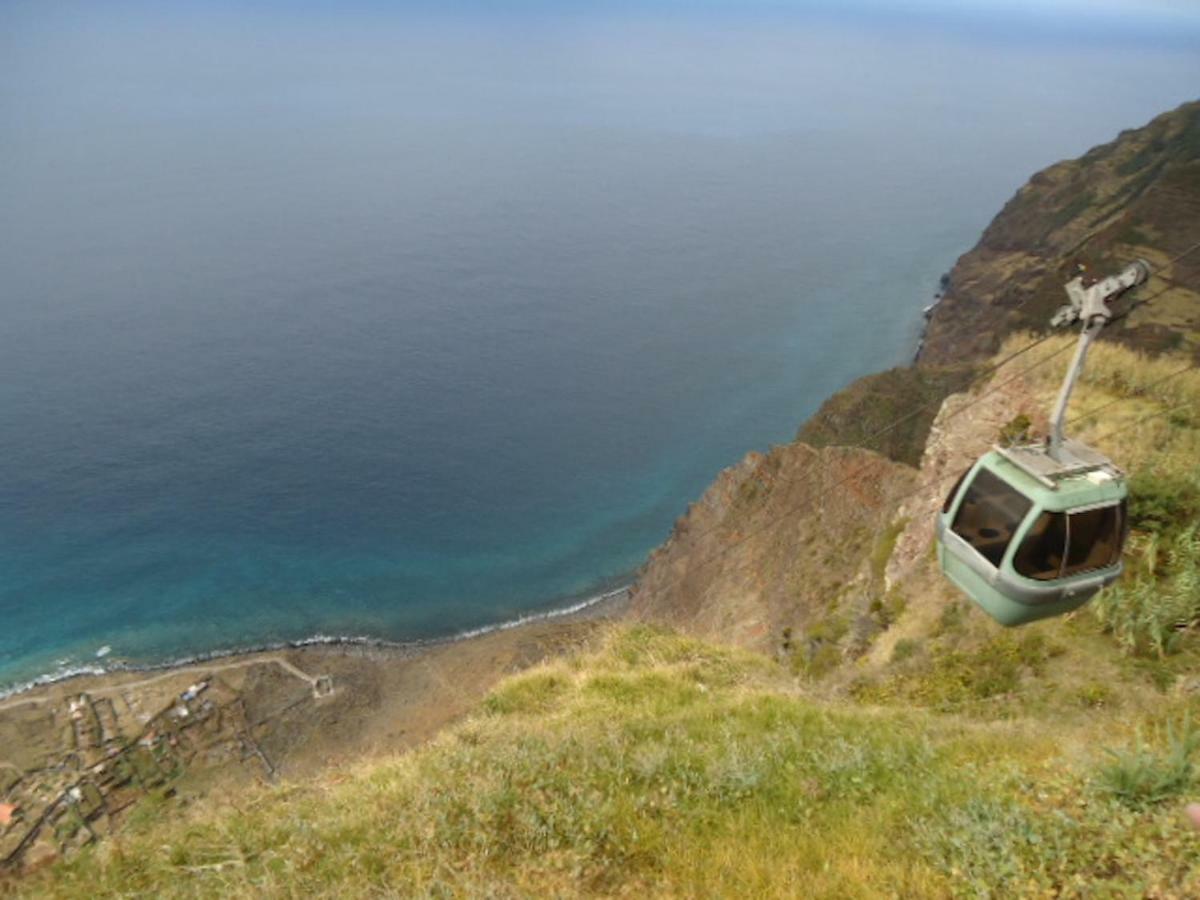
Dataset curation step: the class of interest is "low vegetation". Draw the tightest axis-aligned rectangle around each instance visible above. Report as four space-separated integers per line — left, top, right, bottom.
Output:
13 625 1200 897
1100 716 1200 809
1094 526 1200 658
853 632 1065 711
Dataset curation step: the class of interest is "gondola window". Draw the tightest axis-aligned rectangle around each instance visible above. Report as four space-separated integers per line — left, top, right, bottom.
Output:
949 468 1033 567
1014 502 1126 581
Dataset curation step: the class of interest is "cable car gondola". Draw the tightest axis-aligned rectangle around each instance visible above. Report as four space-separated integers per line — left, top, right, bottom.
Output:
936 260 1149 626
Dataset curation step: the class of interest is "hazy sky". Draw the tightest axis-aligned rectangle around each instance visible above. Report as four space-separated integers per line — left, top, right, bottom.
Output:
5 0 1200 28
2 0 1198 67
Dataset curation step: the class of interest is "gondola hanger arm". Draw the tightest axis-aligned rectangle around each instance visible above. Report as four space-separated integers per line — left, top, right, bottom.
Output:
1047 260 1150 459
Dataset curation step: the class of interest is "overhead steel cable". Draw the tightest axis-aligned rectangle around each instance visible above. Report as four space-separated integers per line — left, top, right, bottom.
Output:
771 237 1200 497
635 261 1200 596
762 362 1200 588
1152 272 1199 292
636 337 1084 584
640 250 1200 579
888 359 1200 515
822 327 1064 453
856 361 1195 521
643 336 1082 577
642 340 1199 596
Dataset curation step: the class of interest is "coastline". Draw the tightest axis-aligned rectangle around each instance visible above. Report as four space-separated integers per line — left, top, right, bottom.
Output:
0 595 624 869
0 583 632 704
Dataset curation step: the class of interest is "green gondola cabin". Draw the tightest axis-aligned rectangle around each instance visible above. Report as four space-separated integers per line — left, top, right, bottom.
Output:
935 260 1147 626
936 441 1127 626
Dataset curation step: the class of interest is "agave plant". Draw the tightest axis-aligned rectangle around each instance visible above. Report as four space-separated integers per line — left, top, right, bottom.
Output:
1093 525 1200 657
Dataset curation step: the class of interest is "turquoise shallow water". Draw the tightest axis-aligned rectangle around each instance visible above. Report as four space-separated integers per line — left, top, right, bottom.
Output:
2 6 1199 692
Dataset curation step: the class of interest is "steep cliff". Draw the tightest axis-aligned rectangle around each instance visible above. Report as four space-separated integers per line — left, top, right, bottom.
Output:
627 444 916 660
795 363 975 466
630 99 1200 684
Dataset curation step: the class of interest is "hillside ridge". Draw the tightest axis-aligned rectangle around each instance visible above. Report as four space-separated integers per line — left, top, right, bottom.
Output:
918 98 1200 365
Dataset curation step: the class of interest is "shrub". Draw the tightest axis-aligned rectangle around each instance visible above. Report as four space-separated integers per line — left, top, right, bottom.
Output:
870 634 1060 710
1075 683 1114 708
933 601 966 636
870 518 908 582
797 642 843 679
780 626 794 654
806 615 849 645
1127 469 1200 535
1093 526 1200 657
913 796 1048 895
917 775 1200 895
869 591 907 629
483 671 570 715
998 412 1033 447
1099 716 1200 808
891 639 920 663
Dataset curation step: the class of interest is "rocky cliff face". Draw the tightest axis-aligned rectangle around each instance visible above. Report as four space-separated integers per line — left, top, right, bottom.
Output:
628 443 916 665
920 99 1200 364
631 99 1200 669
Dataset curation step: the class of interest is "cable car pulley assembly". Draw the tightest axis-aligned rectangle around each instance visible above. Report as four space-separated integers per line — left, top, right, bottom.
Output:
935 259 1150 626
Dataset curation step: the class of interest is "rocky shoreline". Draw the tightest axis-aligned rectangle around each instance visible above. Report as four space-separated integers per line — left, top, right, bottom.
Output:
0 584 632 703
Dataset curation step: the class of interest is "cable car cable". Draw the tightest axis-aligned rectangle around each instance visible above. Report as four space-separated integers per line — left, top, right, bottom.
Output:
642 337 1083 576
636 265 1200 602
637 341 1083 586
926 262 1200 623
766 240 1200 503
634 245 1200 602
635 375 1190 612
888 370 1199 517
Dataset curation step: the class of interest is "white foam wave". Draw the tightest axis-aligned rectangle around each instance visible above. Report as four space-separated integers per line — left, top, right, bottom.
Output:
453 585 629 641
0 584 631 701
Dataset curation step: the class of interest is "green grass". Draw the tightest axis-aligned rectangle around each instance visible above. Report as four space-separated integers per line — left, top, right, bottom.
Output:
17 625 1200 898
852 632 1064 712
870 517 908 583
1046 189 1096 233
1100 716 1200 809
1127 469 1200 535
891 638 921 664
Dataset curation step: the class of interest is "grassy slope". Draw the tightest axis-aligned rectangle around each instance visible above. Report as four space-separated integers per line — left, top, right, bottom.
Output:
19 626 1200 898
15 347 1200 899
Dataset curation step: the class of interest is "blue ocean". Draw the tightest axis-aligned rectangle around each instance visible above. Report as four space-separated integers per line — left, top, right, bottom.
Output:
2 3 1198 691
